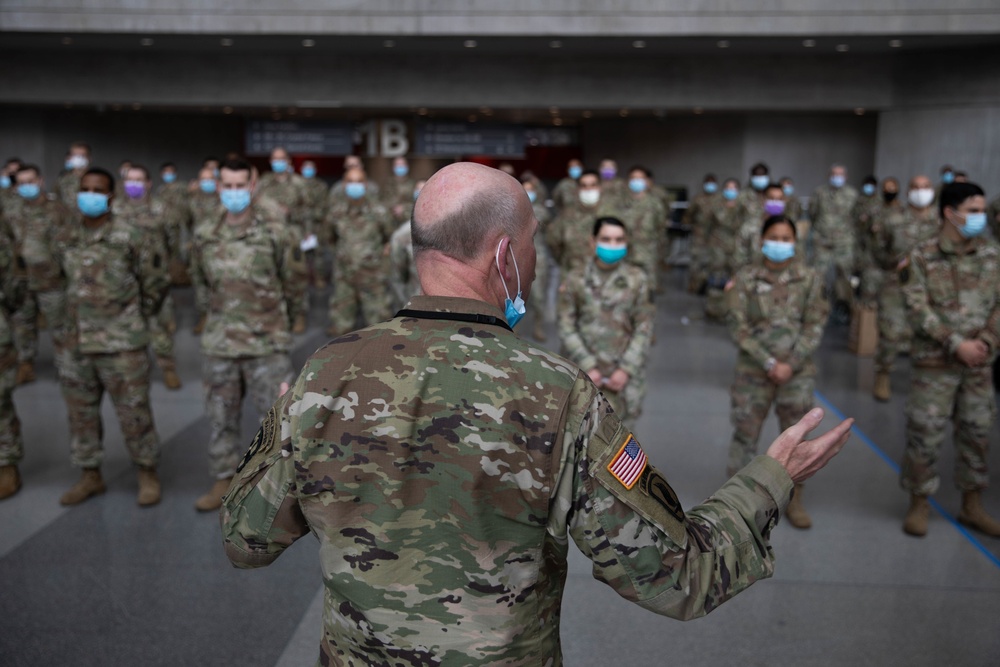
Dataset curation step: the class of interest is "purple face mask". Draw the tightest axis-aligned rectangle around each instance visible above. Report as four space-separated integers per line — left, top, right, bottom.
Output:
764 199 786 216
600 168 616 180
124 181 146 199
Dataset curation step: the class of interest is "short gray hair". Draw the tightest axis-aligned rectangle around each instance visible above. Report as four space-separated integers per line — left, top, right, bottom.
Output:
412 186 521 260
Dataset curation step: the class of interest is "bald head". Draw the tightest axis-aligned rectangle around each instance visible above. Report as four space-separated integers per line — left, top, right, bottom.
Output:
412 162 530 261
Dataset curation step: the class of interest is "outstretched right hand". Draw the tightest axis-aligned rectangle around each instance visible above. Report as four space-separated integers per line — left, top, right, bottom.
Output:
765 408 853 483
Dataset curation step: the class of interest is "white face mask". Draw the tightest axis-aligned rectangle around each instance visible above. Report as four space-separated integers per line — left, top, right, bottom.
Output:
579 189 601 207
908 188 935 209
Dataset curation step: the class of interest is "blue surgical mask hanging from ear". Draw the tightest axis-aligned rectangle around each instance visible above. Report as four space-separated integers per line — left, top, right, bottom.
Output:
495 239 525 329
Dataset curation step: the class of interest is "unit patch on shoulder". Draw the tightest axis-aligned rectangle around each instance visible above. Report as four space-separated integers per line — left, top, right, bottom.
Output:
639 468 686 523
607 433 647 490
236 406 279 473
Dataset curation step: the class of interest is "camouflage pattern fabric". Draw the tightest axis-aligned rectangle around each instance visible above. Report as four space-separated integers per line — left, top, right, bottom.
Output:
529 202 551 328
0 235 25 466
551 176 577 212
987 194 1000 241
900 233 1000 494
203 354 293 479
221 294 793 666
546 201 621 276
620 194 666 289
681 191 719 290
702 198 742 319
380 176 417 223
257 173 309 234
600 177 630 210
190 206 306 359
56 170 82 209
388 221 420 313
558 259 653 421
809 184 859 303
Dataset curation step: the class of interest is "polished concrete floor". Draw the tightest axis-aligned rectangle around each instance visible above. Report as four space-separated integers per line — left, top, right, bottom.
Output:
1 278 998 666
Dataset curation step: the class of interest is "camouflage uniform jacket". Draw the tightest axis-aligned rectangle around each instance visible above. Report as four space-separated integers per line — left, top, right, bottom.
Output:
221 294 794 666
987 194 1000 240
558 259 653 378
0 223 27 349
56 170 82 209
872 206 939 272
325 198 394 273
551 176 577 211
808 184 859 247
703 199 742 275
681 191 717 231
901 234 1000 367
114 196 183 262
388 221 420 309
3 195 71 292
301 177 330 237
157 181 192 230
727 261 828 374
380 176 417 220
257 173 308 231
190 206 307 359
546 202 619 273
620 194 666 268
52 215 169 354
189 190 223 232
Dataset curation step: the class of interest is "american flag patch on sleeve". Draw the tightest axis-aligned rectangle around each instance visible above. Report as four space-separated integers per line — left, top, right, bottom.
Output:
607 433 647 489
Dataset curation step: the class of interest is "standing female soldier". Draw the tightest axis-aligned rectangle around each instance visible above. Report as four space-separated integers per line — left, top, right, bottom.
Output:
702 178 743 320
726 215 829 528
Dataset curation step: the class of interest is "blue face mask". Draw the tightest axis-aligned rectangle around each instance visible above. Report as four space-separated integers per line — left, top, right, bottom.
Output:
162 172 177 184
782 184 795 197
301 166 316 179
413 189 421 201
271 159 289 174
596 243 628 264
0 175 10 189
723 188 738 201
199 179 217 194
77 192 110 218
17 183 40 200
568 165 583 180
751 175 769 191
703 182 718 194
862 183 876 196
220 188 251 214
956 211 987 238
628 178 647 193
527 190 537 203
345 182 366 200
393 164 409 177
942 171 955 184
495 240 525 329
762 240 796 263
830 175 846 188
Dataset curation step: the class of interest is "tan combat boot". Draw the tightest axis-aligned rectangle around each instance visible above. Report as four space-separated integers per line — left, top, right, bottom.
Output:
902 494 930 536
163 369 182 390
0 465 22 500
873 373 891 402
60 468 106 506
785 483 812 529
194 477 233 512
137 467 161 507
292 314 307 334
15 361 36 386
192 314 206 335
957 490 1000 537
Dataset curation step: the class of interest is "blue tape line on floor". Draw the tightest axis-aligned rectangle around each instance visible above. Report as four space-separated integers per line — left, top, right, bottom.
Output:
814 390 1000 570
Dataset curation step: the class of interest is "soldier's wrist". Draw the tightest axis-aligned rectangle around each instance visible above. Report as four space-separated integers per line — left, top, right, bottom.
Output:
763 357 777 372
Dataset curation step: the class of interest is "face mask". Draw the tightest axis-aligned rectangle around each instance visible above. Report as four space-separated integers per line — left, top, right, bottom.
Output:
413 189 421 201
162 172 177 184
271 159 289 173
579 189 600 207
220 188 251 214
0 175 10 189
830 175 846 188
628 178 647 194
942 171 955 184
909 188 934 209
751 175 769 191
77 192 109 218
782 184 795 197
954 211 987 238
762 240 795 263
345 182 366 200
200 179 217 194
596 243 628 264
568 165 583 180
495 240 525 329
862 183 876 196
301 166 316 179
17 183 40 199
883 191 898 204
600 168 616 181
393 164 409 177
703 182 718 194
764 199 786 216
124 180 146 199
723 188 738 201
526 190 537 203
67 155 88 170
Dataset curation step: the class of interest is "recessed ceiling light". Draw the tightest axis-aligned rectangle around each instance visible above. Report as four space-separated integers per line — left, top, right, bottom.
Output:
140 38 154 47
836 44 849 52
468 114 478 122
550 40 562 48
64 103 73 109
61 37 73 45
417 107 428 115
383 39 395 48
582 110 592 118
480 106 493 115
889 39 902 48
802 39 816 48
619 108 629 117
223 106 233 114
111 104 122 111
221 38 234 47
464 40 478 48
288 108 297 115
302 39 315 47
717 40 730 49
303 109 314 117
131 102 142 110
272 113 281 120
693 107 704 115
633 40 646 49
854 107 865 115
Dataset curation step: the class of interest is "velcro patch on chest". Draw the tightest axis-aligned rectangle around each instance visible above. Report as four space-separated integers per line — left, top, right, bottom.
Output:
236 406 279 474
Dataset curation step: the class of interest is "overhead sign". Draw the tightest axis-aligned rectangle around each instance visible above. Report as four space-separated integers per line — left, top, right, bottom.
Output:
414 121 525 158
245 120 354 156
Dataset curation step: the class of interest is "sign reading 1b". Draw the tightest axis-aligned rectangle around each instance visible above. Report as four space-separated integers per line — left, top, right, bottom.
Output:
246 120 354 156
415 121 525 158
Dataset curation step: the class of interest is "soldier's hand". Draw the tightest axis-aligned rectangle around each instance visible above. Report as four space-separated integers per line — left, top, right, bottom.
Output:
605 369 630 392
278 382 290 397
586 368 603 386
768 362 793 385
956 339 989 367
765 408 853 484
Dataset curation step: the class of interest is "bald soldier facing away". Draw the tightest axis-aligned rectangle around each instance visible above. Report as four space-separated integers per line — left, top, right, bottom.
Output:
221 163 852 666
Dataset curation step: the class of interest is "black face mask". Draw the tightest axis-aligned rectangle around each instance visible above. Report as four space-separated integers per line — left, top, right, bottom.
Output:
883 191 898 203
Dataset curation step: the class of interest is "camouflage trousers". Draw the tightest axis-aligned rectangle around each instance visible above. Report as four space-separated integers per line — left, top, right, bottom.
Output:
12 289 74 366
203 354 293 479
631 254 659 293
150 293 177 373
814 242 855 304
0 348 23 466
62 347 160 469
875 281 912 375
902 364 994 495
528 239 550 325
328 265 392 336
728 366 814 476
